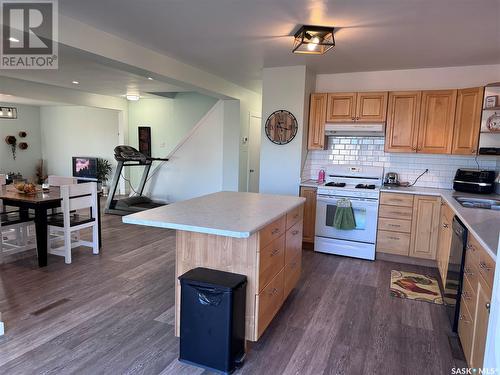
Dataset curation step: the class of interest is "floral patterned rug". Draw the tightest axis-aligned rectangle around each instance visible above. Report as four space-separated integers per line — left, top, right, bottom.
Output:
390 270 443 305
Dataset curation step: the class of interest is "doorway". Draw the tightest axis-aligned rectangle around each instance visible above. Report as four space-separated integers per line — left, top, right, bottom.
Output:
247 114 261 193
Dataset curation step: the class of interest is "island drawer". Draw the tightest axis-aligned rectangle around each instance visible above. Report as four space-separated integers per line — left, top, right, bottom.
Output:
285 220 303 264
379 205 413 221
256 268 284 339
378 217 411 233
376 230 410 256
286 205 303 230
260 216 286 248
380 192 414 207
258 235 285 292
284 253 301 299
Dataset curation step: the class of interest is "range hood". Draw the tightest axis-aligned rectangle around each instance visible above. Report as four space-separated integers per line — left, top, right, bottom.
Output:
324 123 385 137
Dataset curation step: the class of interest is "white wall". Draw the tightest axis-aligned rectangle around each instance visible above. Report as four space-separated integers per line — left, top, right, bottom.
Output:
259 66 315 196
147 101 231 202
0 103 42 179
40 106 120 178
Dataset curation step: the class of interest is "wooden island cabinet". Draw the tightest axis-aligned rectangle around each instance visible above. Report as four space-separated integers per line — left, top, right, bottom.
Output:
123 191 305 342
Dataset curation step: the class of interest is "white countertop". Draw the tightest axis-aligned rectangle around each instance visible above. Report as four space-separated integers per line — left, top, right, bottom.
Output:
380 186 500 260
122 191 305 238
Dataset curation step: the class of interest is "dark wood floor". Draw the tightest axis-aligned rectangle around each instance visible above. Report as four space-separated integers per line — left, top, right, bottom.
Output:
0 212 465 374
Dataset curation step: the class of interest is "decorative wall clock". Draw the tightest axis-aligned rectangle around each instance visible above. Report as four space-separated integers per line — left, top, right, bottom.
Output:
265 110 298 145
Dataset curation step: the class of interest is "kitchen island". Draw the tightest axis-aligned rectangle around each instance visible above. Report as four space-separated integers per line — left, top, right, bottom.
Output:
123 191 305 341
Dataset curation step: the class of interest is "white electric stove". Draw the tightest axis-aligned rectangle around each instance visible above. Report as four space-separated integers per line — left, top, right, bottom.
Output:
315 165 384 260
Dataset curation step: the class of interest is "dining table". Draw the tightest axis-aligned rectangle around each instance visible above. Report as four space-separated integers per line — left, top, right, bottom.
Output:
0 186 102 267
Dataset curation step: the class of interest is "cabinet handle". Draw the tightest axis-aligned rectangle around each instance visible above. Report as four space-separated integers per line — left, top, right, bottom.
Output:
461 291 471 300
271 228 279 235
351 117 355 121
270 248 280 257
464 267 474 277
442 223 449 229
292 230 299 235
459 314 471 324
269 287 278 296
486 302 491 312
479 262 492 271
356 117 360 120
388 236 400 241
388 224 401 228
471 149 476 154
412 146 417 151
467 243 476 252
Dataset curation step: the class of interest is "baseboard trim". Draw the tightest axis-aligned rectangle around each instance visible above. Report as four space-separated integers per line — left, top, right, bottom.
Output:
376 252 438 268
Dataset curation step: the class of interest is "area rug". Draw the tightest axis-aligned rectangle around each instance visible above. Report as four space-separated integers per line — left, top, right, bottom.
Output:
390 270 443 305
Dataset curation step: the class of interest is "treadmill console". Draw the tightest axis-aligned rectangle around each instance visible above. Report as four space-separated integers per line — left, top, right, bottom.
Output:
114 145 148 163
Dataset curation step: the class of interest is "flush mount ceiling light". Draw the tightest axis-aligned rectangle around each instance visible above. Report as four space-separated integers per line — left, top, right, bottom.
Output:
0 107 17 119
72 80 79 85
125 94 140 101
292 25 335 55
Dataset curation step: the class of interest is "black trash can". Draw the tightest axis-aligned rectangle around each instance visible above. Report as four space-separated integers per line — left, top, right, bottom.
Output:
178 267 247 374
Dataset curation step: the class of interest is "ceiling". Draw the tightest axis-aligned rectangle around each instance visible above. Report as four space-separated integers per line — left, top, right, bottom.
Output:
0 45 189 100
0 94 69 106
58 0 500 93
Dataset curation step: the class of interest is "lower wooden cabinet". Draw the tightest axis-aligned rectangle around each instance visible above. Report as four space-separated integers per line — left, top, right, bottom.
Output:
409 195 441 260
300 186 317 243
436 202 453 285
459 233 495 369
377 192 440 262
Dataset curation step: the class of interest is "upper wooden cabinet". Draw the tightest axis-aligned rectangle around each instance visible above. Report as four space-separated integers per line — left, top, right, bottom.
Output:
409 195 441 260
356 92 388 122
385 91 421 153
417 90 457 154
326 93 356 122
307 93 327 150
452 87 484 155
326 92 387 123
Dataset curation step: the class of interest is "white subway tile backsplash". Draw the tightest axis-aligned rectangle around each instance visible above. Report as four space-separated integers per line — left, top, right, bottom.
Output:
303 136 499 189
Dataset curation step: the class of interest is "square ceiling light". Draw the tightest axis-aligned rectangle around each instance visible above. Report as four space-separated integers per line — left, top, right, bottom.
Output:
292 25 335 55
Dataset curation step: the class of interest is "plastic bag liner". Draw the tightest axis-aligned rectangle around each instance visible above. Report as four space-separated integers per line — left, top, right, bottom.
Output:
194 286 224 306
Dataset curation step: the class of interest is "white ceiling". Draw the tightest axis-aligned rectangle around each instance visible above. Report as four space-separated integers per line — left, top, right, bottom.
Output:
58 0 500 93
0 94 69 106
0 45 189 99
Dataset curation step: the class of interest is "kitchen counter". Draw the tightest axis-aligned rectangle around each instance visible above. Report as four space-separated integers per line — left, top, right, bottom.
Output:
300 179 322 188
381 186 500 260
123 191 305 238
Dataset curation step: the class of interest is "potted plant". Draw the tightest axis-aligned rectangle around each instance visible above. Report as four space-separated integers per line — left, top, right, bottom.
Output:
96 158 113 194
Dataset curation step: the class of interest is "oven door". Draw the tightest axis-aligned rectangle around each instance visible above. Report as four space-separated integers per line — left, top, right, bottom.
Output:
315 194 379 243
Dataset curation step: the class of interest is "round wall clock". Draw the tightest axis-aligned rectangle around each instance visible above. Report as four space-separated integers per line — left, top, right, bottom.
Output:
265 110 298 145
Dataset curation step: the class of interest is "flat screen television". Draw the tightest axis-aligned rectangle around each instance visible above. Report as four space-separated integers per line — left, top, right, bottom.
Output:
72 157 98 180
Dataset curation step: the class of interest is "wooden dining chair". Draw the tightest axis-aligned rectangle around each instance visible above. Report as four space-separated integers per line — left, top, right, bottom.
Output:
0 175 37 263
47 182 99 264
47 175 78 187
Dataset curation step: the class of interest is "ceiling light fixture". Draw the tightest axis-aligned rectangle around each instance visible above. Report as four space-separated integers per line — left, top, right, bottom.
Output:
72 80 79 85
147 77 154 80
126 94 140 101
8 37 19 43
292 25 335 55
0 107 17 119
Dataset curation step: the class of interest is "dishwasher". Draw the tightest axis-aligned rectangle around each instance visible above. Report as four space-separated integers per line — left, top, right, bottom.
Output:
445 216 468 332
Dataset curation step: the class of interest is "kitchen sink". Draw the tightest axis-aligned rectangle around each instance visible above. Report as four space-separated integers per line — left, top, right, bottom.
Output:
454 196 500 210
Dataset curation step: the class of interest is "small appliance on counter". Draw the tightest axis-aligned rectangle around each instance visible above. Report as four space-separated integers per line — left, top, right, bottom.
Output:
453 169 497 194
384 172 400 186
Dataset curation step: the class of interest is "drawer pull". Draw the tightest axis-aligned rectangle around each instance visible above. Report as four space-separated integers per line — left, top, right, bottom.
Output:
271 228 280 235
388 224 401 228
486 302 491 312
269 287 279 296
464 267 474 277
442 223 449 229
479 262 492 271
388 236 400 241
292 230 299 235
459 314 471 324
467 244 476 252
270 248 280 257
461 292 471 300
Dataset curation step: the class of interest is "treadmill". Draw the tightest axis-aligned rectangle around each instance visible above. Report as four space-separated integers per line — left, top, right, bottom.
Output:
105 145 168 215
